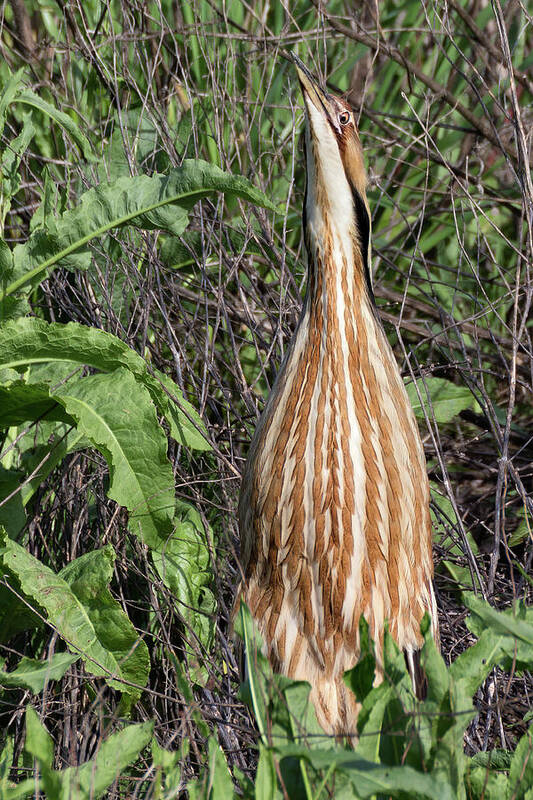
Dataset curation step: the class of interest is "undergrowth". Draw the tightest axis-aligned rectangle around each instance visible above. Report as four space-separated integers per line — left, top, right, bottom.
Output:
0 1 531 798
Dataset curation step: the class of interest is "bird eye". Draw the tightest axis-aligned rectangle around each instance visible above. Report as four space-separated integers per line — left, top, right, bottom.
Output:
339 111 351 126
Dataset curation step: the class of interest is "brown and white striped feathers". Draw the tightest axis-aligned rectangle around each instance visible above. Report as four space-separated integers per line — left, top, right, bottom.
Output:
237 56 437 739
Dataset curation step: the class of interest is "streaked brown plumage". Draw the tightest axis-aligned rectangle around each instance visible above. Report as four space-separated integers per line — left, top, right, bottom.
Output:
237 56 438 739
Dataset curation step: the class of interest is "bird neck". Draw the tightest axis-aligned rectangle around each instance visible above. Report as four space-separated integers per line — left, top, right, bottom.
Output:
303 197 374 328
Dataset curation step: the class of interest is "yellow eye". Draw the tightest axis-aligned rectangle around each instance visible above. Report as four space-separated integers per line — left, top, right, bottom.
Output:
339 111 351 126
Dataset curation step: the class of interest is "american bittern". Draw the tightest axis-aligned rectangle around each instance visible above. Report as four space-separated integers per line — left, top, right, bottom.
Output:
238 56 438 738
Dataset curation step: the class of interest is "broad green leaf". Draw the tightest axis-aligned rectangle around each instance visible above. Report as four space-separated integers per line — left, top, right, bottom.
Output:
0 381 73 426
154 370 210 451
153 501 215 678
463 594 533 658
0 653 78 693
54 369 175 547
24 706 60 800
429 686 472 796
0 780 36 800
508 727 533 800
2 161 275 302
60 721 153 800
274 745 455 800
0 532 140 695
0 579 42 643
421 618 450 704
355 682 394 762
255 745 280 800
206 736 233 800
344 617 376 704
0 238 21 320
283 681 330 749
0 318 209 450
0 318 149 374
464 765 508 800
449 627 507 697
26 359 82 386
405 377 478 423
0 735 36 800
0 465 25 536
29 167 60 233
59 547 150 703
22 711 153 800
351 627 414 765
470 749 513 769
0 239 13 274
234 766 255 800
151 739 183 798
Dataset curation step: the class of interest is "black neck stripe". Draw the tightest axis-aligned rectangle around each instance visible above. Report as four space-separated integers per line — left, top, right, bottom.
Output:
351 187 375 306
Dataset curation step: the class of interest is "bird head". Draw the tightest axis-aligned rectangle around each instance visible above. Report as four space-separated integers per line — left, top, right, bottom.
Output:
291 54 372 293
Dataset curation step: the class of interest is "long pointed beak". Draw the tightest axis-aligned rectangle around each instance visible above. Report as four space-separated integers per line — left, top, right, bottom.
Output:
290 53 339 133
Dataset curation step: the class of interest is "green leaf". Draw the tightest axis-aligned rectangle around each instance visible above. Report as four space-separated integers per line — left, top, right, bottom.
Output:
464 764 508 800
355 680 396 763
0 532 144 696
420 618 450 705
151 739 183 798
284 680 329 747
0 781 36 800
449 626 506 697
0 318 209 450
12 89 93 160
0 653 78 693
54 369 175 547
274 745 455 800
344 617 376 704
234 602 271 747
0 465 26 536
154 370 211 451
24 706 61 800
60 721 154 800
508 511 532 547
206 736 234 800
0 381 73 426
59 546 150 704
350 628 414 765
463 594 533 664
405 377 478 423
0 114 35 221
255 745 280 800
152 501 215 679
470 749 512 769
0 239 13 274
508 727 533 800
0 736 36 800
2 161 275 302
0 68 25 139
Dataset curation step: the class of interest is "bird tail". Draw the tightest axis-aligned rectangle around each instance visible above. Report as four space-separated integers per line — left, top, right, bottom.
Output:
308 677 361 743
